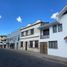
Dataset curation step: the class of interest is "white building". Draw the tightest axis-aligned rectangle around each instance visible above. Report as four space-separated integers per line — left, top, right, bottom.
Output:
20 20 47 52
7 30 20 49
39 5 67 58
0 35 7 48
20 5 67 58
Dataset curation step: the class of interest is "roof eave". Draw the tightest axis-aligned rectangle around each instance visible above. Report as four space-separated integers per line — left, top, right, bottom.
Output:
57 5 67 18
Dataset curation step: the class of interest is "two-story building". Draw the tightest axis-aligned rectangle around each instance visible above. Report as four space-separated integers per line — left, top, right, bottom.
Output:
20 20 48 52
0 35 7 48
7 30 20 49
20 5 67 58
38 5 67 58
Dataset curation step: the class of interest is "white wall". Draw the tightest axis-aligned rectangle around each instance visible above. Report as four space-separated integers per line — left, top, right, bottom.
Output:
20 23 41 37
20 23 41 52
7 30 20 49
40 14 67 58
48 14 67 58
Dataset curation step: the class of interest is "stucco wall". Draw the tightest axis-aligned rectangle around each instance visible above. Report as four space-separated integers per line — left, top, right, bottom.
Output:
20 23 41 52
20 23 41 37
40 14 67 58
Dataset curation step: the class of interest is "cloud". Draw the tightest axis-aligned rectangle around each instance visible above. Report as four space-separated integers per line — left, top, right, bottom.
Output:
0 15 2 19
51 12 59 19
35 20 42 23
16 16 22 23
27 24 31 26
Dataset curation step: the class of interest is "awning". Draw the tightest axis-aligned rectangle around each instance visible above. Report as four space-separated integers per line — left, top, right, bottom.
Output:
38 22 60 30
38 26 45 30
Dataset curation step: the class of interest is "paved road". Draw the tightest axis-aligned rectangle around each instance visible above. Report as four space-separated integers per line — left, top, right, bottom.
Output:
0 49 67 67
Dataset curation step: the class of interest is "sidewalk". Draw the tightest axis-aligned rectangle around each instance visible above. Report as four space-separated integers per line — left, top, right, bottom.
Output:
18 50 67 65
6 49 67 65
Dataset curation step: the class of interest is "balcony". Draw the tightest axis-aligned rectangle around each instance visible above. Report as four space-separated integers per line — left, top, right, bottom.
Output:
40 35 49 39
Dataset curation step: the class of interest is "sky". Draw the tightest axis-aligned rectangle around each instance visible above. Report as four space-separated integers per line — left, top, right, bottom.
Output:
0 0 67 35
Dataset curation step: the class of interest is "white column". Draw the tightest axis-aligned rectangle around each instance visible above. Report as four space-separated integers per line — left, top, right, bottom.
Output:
14 42 17 50
27 41 29 49
33 41 35 48
18 41 21 50
3 45 4 48
28 30 30 35
6 44 8 48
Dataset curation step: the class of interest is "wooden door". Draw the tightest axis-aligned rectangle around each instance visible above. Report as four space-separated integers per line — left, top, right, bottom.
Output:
25 42 27 50
40 42 47 54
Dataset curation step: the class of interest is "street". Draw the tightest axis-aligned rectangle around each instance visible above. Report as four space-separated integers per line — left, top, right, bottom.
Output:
0 49 67 67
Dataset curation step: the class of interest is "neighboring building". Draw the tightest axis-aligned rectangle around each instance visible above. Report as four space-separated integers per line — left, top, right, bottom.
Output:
20 20 47 52
7 30 20 49
0 35 7 48
38 5 67 58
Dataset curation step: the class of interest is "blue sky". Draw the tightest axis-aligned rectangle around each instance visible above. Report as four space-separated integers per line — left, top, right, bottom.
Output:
0 0 67 35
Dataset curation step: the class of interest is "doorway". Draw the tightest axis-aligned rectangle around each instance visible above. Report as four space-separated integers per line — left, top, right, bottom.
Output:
40 42 47 54
25 42 27 50
10 43 15 49
4 45 6 48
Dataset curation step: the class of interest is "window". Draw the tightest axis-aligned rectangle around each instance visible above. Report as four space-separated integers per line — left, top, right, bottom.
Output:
53 25 57 33
0 42 2 43
43 29 49 35
26 30 28 36
21 42 23 47
21 32 24 37
49 41 58 49
1 39 6 41
17 43 18 45
30 28 34 35
18 35 20 41
1 36 3 38
58 24 62 32
30 41 33 48
35 40 38 48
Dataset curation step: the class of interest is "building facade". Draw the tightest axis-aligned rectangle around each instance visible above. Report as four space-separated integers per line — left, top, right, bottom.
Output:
20 6 67 58
1 5 67 58
0 35 7 48
20 20 47 52
39 5 67 58
7 30 20 49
